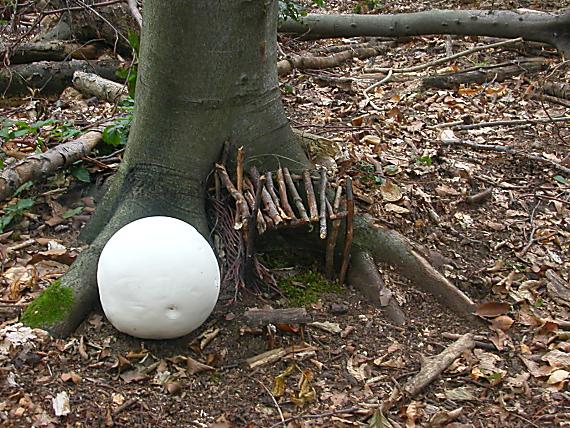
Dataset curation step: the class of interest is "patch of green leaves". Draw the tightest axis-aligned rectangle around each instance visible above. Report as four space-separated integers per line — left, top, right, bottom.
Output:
416 155 433 165
0 118 81 147
353 0 381 14
70 166 91 183
0 193 35 233
279 0 325 22
102 97 134 147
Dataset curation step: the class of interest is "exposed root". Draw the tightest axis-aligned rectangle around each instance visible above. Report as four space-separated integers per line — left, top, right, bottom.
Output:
347 250 406 325
352 215 478 321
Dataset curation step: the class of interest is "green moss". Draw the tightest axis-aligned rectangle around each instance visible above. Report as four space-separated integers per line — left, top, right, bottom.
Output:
21 281 74 328
278 270 343 307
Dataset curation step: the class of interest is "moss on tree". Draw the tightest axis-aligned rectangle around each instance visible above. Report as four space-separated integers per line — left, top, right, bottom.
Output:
21 281 74 329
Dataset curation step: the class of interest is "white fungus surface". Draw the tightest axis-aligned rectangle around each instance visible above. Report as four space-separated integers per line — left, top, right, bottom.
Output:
97 216 220 339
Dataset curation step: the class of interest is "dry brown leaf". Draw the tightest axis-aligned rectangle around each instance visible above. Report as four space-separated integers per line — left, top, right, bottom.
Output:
475 302 510 318
187 356 214 375
491 315 514 332
380 179 403 202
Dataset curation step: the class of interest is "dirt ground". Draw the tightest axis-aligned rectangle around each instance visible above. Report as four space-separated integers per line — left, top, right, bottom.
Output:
1 0 569 427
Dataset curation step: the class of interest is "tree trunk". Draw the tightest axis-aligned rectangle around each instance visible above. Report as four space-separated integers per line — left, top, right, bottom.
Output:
22 0 308 337
279 9 570 57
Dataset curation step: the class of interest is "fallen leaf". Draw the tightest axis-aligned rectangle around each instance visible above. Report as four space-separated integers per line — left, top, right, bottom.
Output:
308 321 341 334
187 356 215 375
475 302 510 318
542 350 570 368
52 391 70 416
380 180 403 202
491 315 514 332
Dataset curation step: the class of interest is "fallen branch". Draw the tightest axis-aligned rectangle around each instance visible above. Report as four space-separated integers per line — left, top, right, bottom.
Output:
381 332 476 410
278 9 570 56
422 57 547 89
403 333 475 397
531 93 570 109
0 124 110 202
1 40 104 64
365 37 523 74
72 70 128 103
543 81 570 100
277 46 386 76
0 59 120 97
244 308 311 326
453 115 570 130
443 139 570 176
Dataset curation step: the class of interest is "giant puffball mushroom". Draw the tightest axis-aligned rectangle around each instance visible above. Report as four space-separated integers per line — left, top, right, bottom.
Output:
97 216 220 340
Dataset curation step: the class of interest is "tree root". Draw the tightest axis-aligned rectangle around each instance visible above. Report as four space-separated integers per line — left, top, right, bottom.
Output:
352 215 478 321
347 250 406 325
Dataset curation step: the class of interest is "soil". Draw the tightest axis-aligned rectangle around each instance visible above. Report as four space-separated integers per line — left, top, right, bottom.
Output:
1 0 569 427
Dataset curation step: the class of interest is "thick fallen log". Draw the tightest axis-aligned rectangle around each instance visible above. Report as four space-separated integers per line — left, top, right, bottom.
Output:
279 9 570 56
0 124 109 202
0 41 105 64
73 71 129 103
422 58 548 89
0 59 121 97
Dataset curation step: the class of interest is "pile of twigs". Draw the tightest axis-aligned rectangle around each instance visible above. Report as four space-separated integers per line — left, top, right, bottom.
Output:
211 147 354 296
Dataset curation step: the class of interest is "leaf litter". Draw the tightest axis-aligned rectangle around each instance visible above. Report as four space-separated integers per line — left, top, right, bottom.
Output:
1 0 570 426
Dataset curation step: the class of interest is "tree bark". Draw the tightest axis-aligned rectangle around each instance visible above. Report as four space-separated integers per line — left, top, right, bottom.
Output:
23 0 309 338
279 9 570 57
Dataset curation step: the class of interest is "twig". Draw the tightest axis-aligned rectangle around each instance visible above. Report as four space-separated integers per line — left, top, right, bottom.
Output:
339 178 354 285
365 37 523 74
255 379 286 428
362 69 392 110
268 407 361 428
284 168 310 223
530 93 570 109
303 169 319 221
265 171 286 217
443 139 570 176
318 169 328 239
245 176 265 283
326 185 343 279
237 146 245 194
517 200 541 257
126 0 142 29
250 167 283 226
215 164 249 230
244 177 267 233
276 167 296 220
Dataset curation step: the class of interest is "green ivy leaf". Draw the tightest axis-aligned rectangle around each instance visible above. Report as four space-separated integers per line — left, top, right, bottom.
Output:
63 206 84 219
14 181 33 196
71 167 91 183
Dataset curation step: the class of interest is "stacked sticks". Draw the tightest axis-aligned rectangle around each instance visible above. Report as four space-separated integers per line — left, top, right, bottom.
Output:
213 147 354 285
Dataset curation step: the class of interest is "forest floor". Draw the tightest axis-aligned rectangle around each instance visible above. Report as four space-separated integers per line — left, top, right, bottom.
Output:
1 0 569 427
